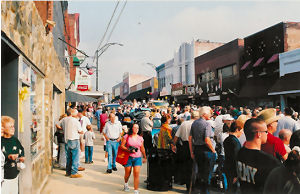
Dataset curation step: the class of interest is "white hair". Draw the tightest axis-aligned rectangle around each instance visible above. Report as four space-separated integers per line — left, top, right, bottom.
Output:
71 109 78 117
199 106 211 117
145 111 150 117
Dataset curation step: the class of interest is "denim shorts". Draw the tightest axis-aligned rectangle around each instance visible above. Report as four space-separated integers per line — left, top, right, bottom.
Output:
124 156 142 167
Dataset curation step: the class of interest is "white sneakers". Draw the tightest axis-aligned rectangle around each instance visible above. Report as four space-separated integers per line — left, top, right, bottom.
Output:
123 183 139 193
123 183 130 192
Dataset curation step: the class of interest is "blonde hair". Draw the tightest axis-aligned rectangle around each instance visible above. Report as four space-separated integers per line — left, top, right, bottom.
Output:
1 116 15 126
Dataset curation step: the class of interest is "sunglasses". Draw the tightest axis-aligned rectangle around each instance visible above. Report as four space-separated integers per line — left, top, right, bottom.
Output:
256 130 268 134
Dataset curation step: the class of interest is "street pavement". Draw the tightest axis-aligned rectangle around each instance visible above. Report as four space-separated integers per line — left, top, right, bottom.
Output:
41 124 187 194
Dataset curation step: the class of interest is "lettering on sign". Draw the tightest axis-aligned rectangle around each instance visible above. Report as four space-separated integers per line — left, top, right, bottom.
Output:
172 90 183 96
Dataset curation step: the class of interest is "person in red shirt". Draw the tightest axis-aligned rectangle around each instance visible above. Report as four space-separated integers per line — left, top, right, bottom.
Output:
100 110 108 133
257 108 288 161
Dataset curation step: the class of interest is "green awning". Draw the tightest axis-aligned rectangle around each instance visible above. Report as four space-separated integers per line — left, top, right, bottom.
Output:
65 90 97 102
73 56 80 66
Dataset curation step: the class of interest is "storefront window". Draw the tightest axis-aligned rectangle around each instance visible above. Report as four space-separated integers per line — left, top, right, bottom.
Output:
30 68 44 158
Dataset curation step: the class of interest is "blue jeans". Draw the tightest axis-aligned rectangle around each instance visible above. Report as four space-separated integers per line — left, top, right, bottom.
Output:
65 139 80 175
97 120 100 131
106 140 119 170
85 146 94 163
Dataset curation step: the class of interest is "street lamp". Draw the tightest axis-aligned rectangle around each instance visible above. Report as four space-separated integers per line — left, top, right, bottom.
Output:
95 42 123 91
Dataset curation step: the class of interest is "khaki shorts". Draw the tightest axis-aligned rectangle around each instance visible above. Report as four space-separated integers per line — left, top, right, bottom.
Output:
79 134 85 145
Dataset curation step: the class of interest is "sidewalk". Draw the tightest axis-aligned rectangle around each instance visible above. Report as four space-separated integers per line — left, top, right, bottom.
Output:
41 124 186 194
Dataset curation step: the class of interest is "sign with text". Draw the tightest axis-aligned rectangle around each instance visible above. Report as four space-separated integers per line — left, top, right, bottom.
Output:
75 68 91 91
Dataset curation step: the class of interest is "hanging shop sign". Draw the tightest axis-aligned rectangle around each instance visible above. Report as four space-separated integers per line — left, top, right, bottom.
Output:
208 95 220 101
75 68 91 91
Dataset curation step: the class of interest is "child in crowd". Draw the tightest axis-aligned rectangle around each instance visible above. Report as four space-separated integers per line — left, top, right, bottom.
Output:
1 116 25 194
84 125 95 164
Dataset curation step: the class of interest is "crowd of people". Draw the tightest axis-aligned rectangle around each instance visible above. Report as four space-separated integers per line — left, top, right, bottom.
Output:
95 102 300 194
2 101 300 194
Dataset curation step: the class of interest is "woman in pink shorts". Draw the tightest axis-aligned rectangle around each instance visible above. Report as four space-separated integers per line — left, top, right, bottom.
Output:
120 123 147 194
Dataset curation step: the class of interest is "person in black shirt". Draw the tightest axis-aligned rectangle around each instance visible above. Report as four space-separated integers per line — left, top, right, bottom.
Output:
1 116 25 194
237 118 281 194
224 121 244 193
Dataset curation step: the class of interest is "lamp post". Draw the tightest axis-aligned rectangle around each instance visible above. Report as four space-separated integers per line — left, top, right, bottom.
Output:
95 42 123 91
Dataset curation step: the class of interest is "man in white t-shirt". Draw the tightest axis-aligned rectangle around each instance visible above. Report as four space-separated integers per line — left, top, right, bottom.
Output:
59 109 84 178
103 113 122 173
78 111 91 156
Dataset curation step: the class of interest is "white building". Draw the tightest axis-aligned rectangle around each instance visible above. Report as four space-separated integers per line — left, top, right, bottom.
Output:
157 39 224 96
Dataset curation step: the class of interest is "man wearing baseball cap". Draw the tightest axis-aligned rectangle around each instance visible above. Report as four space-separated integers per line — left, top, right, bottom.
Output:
257 108 288 161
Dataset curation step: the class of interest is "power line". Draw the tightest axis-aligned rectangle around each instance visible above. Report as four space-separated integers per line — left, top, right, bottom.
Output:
105 0 127 45
95 0 120 52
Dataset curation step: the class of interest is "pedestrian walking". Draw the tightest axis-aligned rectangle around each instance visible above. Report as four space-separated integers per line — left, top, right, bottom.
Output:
100 109 108 133
103 113 122 173
1 116 25 194
59 109 84 178
84 125 95 164
78 110 91 158
120 123 147 194
95 106 102 131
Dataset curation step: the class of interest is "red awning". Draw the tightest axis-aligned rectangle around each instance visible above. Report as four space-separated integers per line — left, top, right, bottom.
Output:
267 53 279 63
253 57 264 67
241 61 251 70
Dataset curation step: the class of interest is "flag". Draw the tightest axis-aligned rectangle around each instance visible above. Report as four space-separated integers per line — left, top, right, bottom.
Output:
219 73 222 90
206 82 209 93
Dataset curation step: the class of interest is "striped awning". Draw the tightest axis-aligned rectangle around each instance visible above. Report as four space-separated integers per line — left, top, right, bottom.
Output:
267 54 279 64
253 57 264 67
240 61 251 70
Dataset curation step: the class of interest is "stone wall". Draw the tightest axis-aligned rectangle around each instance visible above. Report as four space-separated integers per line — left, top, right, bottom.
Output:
2 1 66 193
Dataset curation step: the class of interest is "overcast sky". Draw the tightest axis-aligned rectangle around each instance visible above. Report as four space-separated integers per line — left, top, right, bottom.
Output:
68 0 300 93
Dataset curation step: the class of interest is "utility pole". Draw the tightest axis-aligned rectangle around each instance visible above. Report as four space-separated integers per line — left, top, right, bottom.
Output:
96 49 99 91
94 42 123 92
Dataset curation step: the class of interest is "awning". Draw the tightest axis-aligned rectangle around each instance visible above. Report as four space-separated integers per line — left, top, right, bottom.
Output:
268 72 300 95
241 61 251 70
126 87 152 100
253 57 264 67
267 53 279 64
65 90 98 102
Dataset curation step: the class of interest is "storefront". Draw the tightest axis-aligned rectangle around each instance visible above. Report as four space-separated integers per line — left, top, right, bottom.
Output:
1 2 66 193
268 49 300 112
